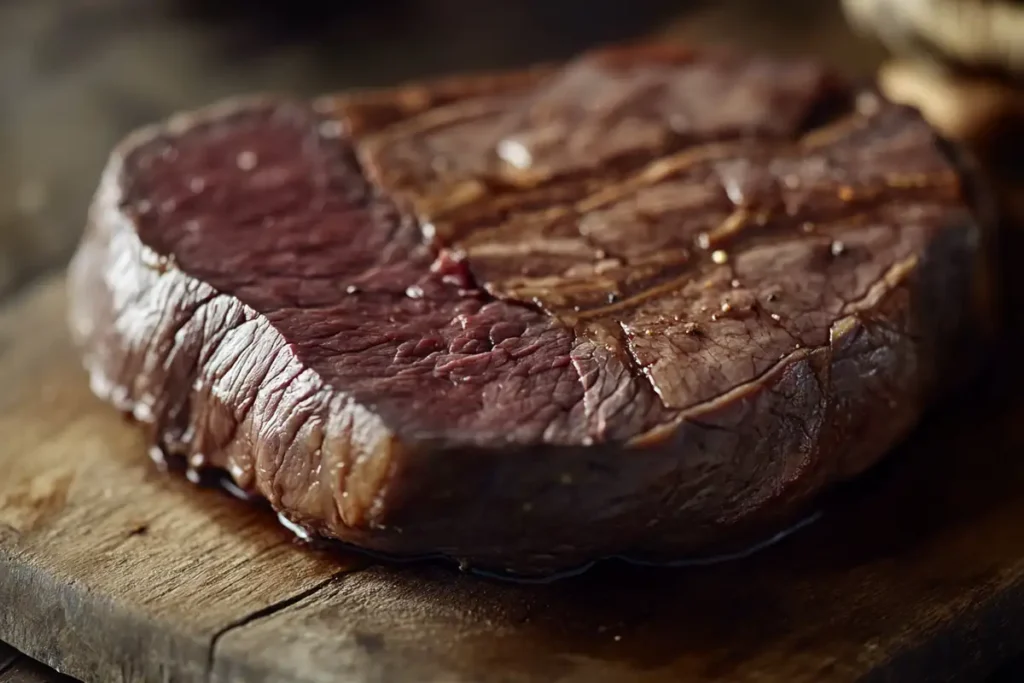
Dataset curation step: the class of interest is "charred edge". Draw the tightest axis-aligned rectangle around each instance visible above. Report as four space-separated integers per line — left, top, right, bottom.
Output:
204 572 345 683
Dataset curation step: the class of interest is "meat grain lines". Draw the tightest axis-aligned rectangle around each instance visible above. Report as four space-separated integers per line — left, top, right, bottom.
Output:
5 274 1024 682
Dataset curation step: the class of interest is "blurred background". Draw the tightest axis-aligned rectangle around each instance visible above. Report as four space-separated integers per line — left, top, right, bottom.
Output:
0 0 885 302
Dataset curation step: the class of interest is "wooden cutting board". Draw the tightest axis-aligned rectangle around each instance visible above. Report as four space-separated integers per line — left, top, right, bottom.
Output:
4 275 1024 683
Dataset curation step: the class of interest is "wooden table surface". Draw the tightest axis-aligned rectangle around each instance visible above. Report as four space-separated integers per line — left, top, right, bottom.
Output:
7 1 1024 681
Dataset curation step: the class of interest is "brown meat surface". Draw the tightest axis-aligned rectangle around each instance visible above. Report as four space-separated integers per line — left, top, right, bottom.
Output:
68 45 990 575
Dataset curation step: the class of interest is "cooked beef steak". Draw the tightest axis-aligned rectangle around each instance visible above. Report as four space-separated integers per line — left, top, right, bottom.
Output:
69 45 990 575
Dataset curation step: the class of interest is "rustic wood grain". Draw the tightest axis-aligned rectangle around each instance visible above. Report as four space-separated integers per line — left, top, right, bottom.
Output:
5 272 1024 683
0 279 348 683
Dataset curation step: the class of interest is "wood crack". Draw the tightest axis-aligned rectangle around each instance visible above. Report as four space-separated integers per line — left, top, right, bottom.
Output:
204 572 345 683
0 648 20 678
0 661 18 680
616 320 668 412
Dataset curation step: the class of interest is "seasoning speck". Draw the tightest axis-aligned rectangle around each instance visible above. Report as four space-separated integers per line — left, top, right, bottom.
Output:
697 232 711 250
236 151 258 171
731 279 741 289
189 177 206 193
345 285 360 294
319 120 344 139
497 139 533 170
771 313 782 321
683 322 701 336
831 240 846 257
720 302 733 314
857 92 881 116
838 186 855 201
614 636 622 642
711 249 729 265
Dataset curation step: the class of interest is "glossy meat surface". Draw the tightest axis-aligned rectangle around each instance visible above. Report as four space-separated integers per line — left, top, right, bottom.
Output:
69 45 988 574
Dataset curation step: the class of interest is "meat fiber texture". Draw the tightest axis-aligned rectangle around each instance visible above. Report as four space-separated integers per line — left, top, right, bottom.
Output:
69 44 991 576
